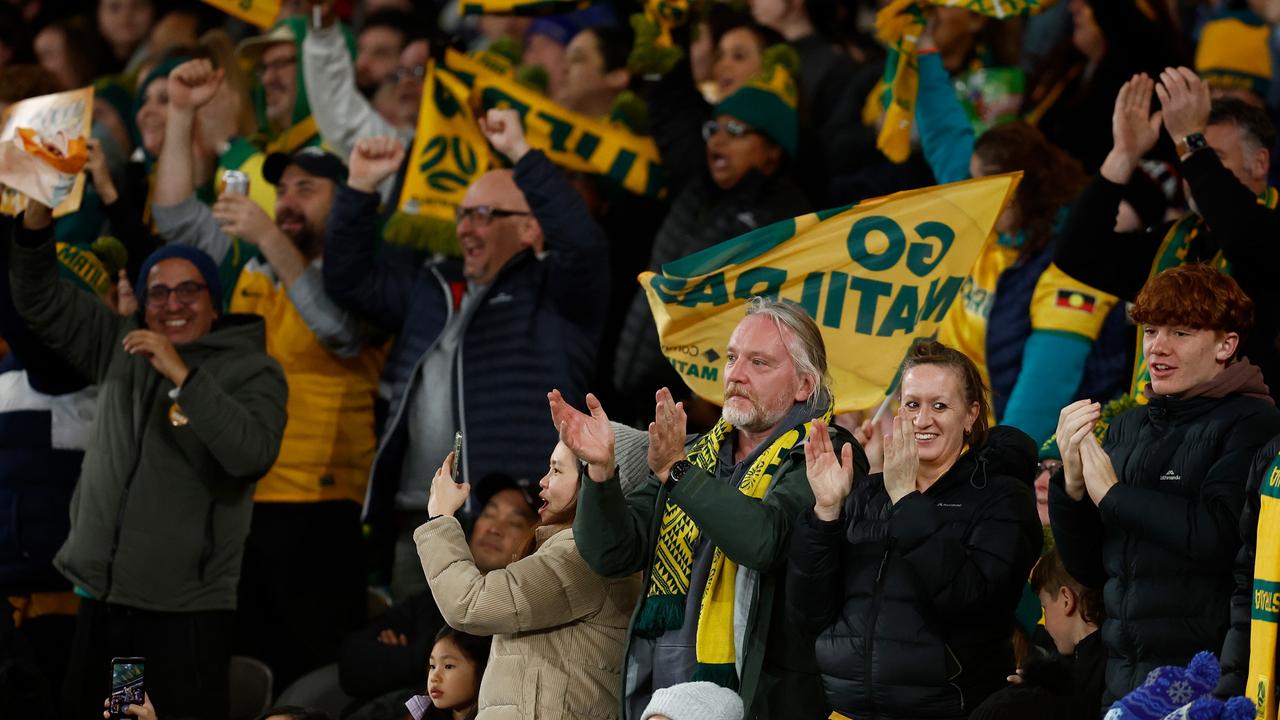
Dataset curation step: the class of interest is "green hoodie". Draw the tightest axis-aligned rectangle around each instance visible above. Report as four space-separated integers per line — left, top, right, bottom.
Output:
10 227 288 613
248 16 355 154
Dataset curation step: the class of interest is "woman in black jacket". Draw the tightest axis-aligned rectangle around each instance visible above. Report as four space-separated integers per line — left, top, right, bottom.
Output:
788 341 1042 719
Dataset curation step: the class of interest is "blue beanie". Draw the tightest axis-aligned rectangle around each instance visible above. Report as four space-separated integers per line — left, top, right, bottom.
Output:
135 245 223 311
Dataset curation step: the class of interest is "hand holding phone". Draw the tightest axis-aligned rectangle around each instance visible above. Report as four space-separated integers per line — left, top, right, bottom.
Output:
452 432 463 483
108 657 145 720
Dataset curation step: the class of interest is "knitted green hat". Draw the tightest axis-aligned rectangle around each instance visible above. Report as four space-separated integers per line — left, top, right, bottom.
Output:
713 44 799 158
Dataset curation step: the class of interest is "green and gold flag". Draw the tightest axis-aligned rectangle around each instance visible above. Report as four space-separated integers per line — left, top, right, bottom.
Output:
395 60 492 253
446 49 666 199
641 172 1020 412
200 0 280 29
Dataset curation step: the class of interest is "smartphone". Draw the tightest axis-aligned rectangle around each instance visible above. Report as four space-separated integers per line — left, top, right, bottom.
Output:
108 657 145 720
452 431 463 483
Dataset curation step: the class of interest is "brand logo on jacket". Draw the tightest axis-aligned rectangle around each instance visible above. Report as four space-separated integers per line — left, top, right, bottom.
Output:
1161 470 1182 482
488 292 514 305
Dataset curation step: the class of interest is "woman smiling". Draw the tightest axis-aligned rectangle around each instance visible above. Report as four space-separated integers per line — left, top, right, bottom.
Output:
786 341 1042 719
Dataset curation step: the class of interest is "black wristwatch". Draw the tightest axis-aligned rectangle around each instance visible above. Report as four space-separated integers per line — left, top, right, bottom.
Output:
1177 132 1209 158
666 460 693 488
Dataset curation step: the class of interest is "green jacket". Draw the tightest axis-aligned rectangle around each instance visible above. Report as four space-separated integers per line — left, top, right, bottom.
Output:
10 228 288 613
574 425 862 720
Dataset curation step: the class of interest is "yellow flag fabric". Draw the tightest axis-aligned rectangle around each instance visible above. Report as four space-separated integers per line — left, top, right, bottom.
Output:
199 0 280 29
1249 450 1280 720
459 0 588 14
641 173 1021 412
398 60 492 224
445 49 666 199
875 0 1056 163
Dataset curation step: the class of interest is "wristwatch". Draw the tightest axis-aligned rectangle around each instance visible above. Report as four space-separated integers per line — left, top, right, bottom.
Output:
1176 132 1209 159
666 460 693 488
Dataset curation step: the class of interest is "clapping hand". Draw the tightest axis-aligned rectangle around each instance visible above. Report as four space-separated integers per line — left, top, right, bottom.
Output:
1055 400 1100 502
549 390 615 482
648 387 687 483
1111 73 1163 164
479 108 532 165
1155 66 1211 147
806 418 856 521
115 270 138 316
1078 432 1118 507
882 409 919 505
348 136 406 193
851 416 886 474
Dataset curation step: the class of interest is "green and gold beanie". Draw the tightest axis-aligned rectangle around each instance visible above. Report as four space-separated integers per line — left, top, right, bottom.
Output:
1195 11 1272 100
713 44 799 158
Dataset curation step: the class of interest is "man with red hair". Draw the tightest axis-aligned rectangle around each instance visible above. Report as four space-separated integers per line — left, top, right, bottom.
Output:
1049 264 1280 705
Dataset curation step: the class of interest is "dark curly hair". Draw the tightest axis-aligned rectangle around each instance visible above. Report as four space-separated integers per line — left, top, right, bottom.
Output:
972 121 1088 260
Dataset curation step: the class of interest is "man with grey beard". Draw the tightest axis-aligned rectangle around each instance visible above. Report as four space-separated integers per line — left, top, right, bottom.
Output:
149 59 384 688
550 297 868 720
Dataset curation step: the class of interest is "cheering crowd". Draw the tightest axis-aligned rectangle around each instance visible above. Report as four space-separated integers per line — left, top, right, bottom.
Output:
2 0 1280 719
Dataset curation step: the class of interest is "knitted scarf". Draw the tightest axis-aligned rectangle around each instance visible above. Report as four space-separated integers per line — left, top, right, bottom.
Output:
1129 186 1279 402
1249 449 1280 720
635 400 833 688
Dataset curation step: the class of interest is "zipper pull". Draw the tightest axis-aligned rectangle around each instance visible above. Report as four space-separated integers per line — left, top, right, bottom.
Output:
876 539 895 583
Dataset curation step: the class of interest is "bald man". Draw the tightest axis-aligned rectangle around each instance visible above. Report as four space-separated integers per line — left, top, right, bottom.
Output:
324 110 608 600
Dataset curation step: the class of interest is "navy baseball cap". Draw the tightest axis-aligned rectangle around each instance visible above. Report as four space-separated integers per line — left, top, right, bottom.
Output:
262 146 347 186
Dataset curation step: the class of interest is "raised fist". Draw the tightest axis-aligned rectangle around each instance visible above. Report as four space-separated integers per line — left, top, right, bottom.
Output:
168 59 224 112
348 136 406 193
479 108 531 164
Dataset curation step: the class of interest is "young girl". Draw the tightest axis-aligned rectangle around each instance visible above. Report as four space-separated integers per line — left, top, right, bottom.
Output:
423 627 489 720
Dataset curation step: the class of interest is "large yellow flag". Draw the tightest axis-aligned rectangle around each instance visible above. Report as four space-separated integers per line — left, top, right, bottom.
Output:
641 173 1021 412
199 0 280 29
398 60 491 226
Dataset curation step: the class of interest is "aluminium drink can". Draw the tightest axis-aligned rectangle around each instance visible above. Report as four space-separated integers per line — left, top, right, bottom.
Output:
222 170 250 196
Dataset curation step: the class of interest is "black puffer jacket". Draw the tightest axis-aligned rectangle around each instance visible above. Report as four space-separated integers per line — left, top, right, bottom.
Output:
1049 375 1280 704
787 426 1042 719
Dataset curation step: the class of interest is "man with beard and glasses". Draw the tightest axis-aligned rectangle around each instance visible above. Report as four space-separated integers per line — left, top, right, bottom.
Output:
550 297 868 720
150 58 388 691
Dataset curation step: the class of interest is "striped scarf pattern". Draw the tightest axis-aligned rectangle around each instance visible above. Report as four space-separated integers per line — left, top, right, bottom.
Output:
1249 450 1280 719
636 401 833 687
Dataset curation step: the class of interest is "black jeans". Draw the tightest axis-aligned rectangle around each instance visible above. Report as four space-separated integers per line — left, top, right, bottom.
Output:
234 500 366 691
62 598 233 720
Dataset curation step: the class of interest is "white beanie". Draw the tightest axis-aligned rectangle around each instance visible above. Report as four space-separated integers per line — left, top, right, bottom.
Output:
641 682 745 720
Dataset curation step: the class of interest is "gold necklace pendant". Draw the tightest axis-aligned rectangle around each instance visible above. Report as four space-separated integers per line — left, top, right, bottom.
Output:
168 402 189 427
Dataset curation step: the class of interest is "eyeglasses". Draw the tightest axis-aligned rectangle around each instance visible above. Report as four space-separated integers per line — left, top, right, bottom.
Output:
455 205 532 226
701 119 759 142
394 65 426 83
1037 459 1063 476
256 56 297 79
146 281 208 308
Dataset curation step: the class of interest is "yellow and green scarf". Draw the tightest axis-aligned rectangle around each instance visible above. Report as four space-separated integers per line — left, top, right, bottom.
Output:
1129 187 1279 402
635 401 833 687
1249 449 1280 720
874 0 1055 163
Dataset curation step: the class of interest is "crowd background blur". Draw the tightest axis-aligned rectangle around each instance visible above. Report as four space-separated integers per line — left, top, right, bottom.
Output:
0 0 1279 718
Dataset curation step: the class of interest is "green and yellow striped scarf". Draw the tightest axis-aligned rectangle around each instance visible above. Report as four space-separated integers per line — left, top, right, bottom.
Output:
1249 449 1280 720
1129 187 1279 402
636 400 833 687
